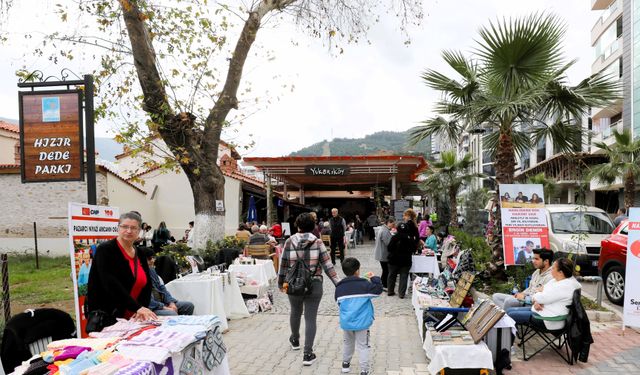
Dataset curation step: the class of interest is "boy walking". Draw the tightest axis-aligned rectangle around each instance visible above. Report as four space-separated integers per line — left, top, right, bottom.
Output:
335 258 383 375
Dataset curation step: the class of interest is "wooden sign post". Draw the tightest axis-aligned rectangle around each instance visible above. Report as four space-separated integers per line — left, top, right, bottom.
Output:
19 91 84 182
18 72 96 204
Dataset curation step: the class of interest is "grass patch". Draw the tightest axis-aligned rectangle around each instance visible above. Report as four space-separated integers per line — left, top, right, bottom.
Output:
7 255 74 307
580 295 608 312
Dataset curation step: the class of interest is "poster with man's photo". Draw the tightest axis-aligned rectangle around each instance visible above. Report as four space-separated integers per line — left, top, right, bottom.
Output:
500 184 550 266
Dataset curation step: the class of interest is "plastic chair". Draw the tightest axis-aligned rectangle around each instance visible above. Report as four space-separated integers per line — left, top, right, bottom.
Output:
346 231 356 249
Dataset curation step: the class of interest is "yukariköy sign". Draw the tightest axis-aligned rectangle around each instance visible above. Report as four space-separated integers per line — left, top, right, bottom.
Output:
304 165 350 176
19 91 84 182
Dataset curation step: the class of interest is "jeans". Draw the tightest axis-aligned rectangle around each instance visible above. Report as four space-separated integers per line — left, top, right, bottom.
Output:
379 261 389 288
153 301 195 316
330 235 345 263
388 264 410 297
343 329 370 371
506 306 532 324
492 293 523 310
288 280 323 353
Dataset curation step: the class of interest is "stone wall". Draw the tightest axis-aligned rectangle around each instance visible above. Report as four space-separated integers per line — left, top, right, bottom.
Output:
0 172 108 239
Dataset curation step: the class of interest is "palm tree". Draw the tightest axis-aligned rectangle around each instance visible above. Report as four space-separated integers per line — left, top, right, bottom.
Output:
588 130 640 209
421 151 482 227
526 172 557 204
409 13 619 276
409 13 620 184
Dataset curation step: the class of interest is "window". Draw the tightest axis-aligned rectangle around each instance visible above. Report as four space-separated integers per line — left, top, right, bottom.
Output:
521 149 530 170
550 211 615 235
536 138 546 163
482 164 495 176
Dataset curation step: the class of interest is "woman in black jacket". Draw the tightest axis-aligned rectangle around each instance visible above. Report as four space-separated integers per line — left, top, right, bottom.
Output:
87 211 157 324
387 222 415 298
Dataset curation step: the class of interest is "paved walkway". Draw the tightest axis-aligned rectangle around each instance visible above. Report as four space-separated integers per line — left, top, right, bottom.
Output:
222 242 640 374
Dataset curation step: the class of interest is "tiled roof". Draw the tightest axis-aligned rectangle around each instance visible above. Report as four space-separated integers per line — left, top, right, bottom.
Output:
0 164 19 169
129 164 264 189
0 121 18 134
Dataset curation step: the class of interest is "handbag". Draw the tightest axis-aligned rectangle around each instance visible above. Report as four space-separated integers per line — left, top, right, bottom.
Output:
85 309 117 333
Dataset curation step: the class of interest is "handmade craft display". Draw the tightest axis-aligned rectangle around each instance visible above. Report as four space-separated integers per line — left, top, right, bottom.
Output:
430 329 475 346
448 272 474 308
462 300 505 344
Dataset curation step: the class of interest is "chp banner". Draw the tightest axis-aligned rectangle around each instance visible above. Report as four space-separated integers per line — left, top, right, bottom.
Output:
499 184 549 266
624 207 640 328
68 202 120 337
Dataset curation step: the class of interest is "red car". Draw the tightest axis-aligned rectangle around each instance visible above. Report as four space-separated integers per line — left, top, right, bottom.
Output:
599 219 628 305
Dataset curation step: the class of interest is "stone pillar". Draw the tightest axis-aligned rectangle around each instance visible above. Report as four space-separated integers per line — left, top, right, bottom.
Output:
391 175 397 200
266 176 273 226
300 185 305 205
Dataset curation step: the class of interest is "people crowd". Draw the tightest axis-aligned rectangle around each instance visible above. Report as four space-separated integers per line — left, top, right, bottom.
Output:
82 205 585 375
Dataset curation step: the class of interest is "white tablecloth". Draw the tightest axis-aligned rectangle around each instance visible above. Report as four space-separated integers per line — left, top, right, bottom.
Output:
423 328 494 374
229 260 277 286
223 272 250 319
410 255 440 276
166 275 232 330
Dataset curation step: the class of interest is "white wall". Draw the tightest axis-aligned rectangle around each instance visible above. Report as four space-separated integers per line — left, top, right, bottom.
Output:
134 168 242 237
104 173 156 226
0 130 18 164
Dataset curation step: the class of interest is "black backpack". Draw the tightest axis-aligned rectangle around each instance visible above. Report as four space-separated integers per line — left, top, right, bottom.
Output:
285 241 316 296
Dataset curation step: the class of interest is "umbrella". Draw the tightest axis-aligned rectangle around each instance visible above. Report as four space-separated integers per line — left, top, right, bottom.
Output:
247 195 258 223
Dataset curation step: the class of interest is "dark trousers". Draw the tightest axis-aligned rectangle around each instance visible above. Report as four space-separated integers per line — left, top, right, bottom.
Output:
379 261 389 288
388 264 410 297
288 280 323 353
330 235 345 263
367 226 375 241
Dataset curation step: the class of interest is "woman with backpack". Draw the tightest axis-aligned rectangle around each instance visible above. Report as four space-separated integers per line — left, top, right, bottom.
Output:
278 212 341 366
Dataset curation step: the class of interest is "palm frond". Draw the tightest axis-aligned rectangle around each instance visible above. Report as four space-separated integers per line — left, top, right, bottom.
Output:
475 13 566 96
408 116 463 146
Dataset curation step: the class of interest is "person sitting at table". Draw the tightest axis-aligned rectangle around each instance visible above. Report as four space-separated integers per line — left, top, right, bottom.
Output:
321 221 332 235
492 248 554 310
423 225 437 254
271 223 283 238
142 247 195 316
250 225 276 246
236 223 251 244
506 257 580 330
87 211 157 323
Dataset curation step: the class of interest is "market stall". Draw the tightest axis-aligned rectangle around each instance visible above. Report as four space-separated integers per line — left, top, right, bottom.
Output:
9 315 230 375
166 272 250 331
411 273 514 375
229 259 277 285
409 255 440 276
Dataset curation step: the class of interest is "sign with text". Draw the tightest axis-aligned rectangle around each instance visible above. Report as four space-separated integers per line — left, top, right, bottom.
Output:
304 165 350 176
500 184 549 266
68 202 120 337
624 208 640 328
19 91 84 182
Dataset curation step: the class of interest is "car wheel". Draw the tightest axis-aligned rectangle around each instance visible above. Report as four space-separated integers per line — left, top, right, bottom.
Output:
604 265 625 306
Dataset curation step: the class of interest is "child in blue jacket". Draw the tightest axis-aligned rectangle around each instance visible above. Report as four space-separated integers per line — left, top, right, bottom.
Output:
335 257 383 375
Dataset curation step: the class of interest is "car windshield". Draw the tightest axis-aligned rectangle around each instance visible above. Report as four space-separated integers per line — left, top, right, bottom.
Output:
550 211 614 235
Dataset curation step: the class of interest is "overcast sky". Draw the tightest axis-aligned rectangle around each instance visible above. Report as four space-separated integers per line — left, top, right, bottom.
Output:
0 0 599 157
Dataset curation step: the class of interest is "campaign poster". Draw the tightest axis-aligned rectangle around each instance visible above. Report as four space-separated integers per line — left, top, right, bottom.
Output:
624 207 640 328
68 202 120 337
500 184 549 266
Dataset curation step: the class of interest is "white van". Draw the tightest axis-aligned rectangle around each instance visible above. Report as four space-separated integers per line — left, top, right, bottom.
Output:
545 205 615 274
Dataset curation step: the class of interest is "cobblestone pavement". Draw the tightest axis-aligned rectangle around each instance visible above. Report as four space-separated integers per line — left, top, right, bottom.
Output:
223 242 640 374
225 242 426 375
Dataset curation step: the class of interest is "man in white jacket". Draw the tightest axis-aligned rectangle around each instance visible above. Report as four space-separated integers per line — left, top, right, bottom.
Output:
507 258 581 330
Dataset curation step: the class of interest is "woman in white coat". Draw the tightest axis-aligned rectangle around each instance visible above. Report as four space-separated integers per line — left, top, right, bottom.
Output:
507 257 581 330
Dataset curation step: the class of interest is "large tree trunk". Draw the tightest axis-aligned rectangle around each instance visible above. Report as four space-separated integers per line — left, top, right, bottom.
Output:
449 187 458 228
120 0 279 249
494 128 516 185
486 127 515 280
624 171 635 209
